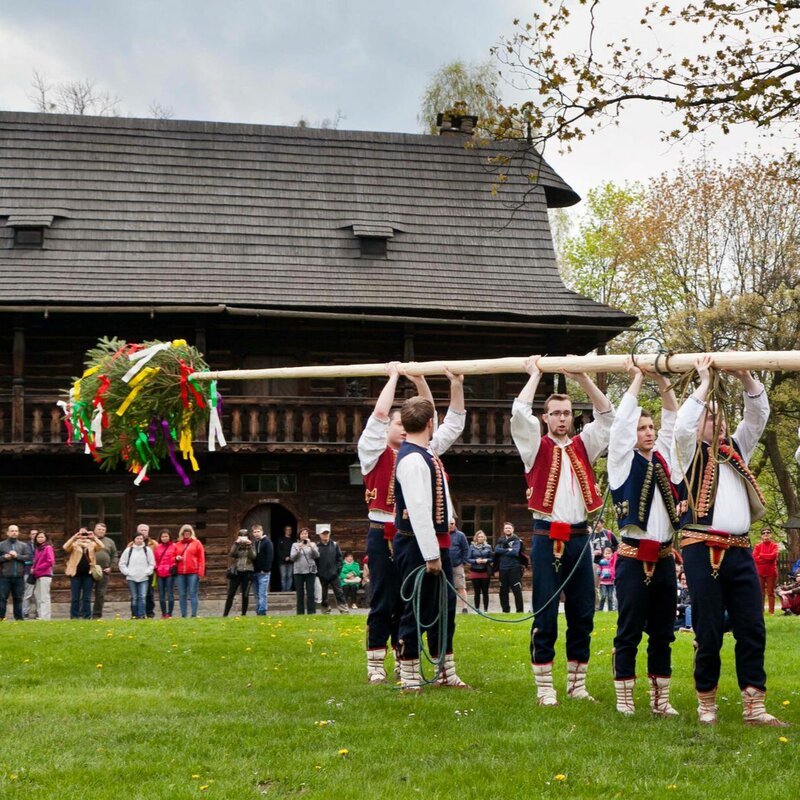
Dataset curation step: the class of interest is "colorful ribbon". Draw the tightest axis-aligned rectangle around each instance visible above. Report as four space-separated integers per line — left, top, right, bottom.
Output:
116 367 161 416
162 419 191 486
207 380 227 451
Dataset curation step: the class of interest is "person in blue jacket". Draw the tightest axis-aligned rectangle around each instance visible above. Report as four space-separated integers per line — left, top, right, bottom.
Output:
495 522 524 613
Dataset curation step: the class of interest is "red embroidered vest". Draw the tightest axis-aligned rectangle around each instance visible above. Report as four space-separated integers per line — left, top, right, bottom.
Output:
525 435 603 514
363 446 397 517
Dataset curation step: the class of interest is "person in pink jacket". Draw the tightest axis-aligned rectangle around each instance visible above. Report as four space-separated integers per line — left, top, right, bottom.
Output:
752 528 779 615
31 531 55 620
153 529 178 618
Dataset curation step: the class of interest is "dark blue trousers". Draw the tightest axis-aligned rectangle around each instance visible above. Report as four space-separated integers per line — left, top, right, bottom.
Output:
365 526 402 650
530 533 595 664
0 576 25 620
613 554 677 679
394 533 455 660
682 542 766 691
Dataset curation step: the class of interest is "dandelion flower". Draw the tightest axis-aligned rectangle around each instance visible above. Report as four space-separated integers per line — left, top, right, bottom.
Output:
191 774 200 779
199 785 209 791
783 700 790 707
338 749 349 757
96 664 103 669
554 774 566 781
778 736 788 743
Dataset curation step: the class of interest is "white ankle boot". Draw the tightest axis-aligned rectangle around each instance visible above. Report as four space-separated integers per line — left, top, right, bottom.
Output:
399 658 423 692
741 686 789 727
434 653 471 688
649 675 679 717
566 660 596 701
532 662 559 706
614 678 636 715
366 648 387 684
697 687 718 725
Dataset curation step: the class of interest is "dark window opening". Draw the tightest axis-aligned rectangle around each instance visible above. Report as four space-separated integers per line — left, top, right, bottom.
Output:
14 227 45 248
459 503 496 543
77 495 125 548
359 237 387 258
242 474 297 493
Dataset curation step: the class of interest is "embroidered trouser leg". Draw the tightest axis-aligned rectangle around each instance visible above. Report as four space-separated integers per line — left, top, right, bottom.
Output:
614 555 676 679
683 544 766 692
366 526 401 650
530 534 595 664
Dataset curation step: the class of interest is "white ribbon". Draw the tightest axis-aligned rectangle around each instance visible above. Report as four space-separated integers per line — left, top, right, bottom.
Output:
208 404 227 452
121 342 171 383
91 402 104 449
133 463 149 486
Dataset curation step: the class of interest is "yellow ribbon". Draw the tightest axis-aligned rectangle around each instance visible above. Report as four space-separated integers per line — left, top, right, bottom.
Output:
116 367 161 416
179 425 199 472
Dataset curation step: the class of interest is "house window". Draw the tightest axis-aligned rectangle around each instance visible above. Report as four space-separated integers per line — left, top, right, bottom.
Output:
13 227 45 247
459 503 496 543
350 222 395 259
77 495 125 547
242 474 297 493
359 237 387 257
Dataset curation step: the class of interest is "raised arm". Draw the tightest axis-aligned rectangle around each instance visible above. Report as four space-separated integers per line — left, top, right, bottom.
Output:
727 369 769 461
652 370 678 456
671 355 712 479
607 362 643 491
404 369 434 406
431 369 466 455
511 356 544 472
373 362 401 421
358 363 400 473
563 367 614 462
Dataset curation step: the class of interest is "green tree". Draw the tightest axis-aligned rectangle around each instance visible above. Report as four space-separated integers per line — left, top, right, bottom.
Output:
559 153 800 523
490 1 800 150
417 59 501 135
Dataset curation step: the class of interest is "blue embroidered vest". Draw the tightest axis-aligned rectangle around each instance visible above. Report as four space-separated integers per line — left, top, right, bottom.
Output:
680 438 766 527
394 442 448 535
611 450 682 530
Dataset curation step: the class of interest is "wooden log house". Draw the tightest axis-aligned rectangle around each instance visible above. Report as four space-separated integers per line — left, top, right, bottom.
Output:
0 111 634 600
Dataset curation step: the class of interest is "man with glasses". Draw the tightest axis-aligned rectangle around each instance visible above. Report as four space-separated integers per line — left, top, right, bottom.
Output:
511 356 614 707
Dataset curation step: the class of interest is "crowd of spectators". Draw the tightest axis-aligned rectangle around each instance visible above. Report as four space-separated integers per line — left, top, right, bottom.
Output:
2 520 797 622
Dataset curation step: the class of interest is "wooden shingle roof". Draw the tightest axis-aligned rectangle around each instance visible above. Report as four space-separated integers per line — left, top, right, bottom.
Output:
0 111 634 329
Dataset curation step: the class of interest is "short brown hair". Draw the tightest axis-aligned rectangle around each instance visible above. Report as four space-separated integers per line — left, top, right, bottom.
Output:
400 396 435 433
543 393 571 412
639 409 653 420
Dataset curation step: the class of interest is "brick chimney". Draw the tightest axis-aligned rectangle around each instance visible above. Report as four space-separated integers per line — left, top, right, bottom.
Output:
436 112 478 137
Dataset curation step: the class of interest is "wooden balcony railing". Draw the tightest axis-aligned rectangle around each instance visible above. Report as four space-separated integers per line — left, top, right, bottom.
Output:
0 394 591 454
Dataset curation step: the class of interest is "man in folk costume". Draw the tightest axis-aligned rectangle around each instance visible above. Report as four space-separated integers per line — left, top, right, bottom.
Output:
357 363 465 684
670 356 787 726
511 355 614 706
608 362 684 717
393 395 468 691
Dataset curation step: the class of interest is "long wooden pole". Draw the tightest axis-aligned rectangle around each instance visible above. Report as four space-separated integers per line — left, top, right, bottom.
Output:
191 350 800 381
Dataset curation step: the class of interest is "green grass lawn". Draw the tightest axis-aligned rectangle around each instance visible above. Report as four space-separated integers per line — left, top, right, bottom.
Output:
1 613 796 799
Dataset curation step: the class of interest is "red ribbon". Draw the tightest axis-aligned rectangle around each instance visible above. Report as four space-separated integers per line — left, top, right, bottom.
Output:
179 360 206 408
93 375 111 428
77 417 102 463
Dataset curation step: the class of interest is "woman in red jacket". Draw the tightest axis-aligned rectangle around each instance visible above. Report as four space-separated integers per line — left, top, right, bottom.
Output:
174 524 205 618
753 528 779 615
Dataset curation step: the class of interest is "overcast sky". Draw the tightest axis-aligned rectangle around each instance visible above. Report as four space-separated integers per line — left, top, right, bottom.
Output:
0 0 789 201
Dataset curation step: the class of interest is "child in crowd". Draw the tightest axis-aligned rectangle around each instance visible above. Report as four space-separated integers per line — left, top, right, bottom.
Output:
597 547 616 611
340 551 362 609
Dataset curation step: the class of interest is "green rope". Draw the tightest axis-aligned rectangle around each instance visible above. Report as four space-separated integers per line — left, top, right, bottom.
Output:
398 490 614 686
